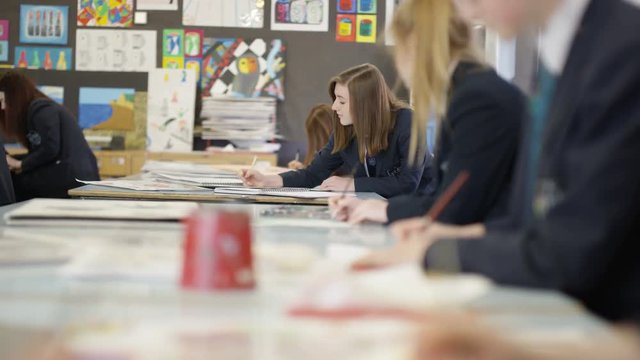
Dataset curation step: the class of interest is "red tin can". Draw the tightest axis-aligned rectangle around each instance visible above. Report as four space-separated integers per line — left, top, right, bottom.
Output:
181 210 255 291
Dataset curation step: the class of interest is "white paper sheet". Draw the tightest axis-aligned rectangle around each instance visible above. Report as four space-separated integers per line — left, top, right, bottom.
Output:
182 0 264 28
76 29 157 72
270 0 329 32
137 0 179 11
77 179 211 192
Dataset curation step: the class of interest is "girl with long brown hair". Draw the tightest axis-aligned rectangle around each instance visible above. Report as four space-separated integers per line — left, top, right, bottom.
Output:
0 71 99 201
241 63 434 198
287 103 333 170
331 0 525 225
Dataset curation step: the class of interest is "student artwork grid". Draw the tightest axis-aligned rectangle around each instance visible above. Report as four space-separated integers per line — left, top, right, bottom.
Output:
15 46 72 70
0 20 7 62
19 5 69 45
77 0 134 27
336 0 377 43
76 29 157 72
162 29 204 83
146 68 196 152
79 87 135 130
270 0 329 32
183 0 264 28
201 38 286 100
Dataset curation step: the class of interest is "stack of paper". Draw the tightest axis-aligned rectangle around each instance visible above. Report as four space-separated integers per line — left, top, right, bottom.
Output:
141 160 237 176
4 199 199 229
201 96 278 144
214 187 355 199
141 160 244 188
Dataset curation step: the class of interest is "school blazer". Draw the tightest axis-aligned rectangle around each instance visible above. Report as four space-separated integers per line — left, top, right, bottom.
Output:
13 98 99 200
386 62 525 224
0 139 15 206
425 0 640 322
280 108 434 198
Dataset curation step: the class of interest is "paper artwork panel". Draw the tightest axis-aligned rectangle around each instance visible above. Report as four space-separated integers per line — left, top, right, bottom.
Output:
355 15 376 43
38 86 65 104
201 38 286 100
146 68 196 152
137 0 179 11
385 0 405 45
336 14 356 42
271 0 329 32
357 0 377 14
77 0 133 27
15 47 72 70
0 20 8 41
76 29 157 72
336 0 356 13
79 87 135 130
183 0 264 28
20 5 69 45
0 42 7 62
162 29 204 82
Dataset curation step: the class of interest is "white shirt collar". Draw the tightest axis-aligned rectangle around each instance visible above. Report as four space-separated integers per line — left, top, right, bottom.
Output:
539 0 591 75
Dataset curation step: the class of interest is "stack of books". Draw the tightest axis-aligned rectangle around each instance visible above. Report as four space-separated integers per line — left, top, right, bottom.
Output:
201 96 278 146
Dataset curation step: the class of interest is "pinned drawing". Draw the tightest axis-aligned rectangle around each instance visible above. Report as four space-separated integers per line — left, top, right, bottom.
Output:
271 0 329 32
336 14 356 42
201 38 286 100
20 5 69 45
357 0 377 14
356 14 377 43
163 29 184 57
77 0 133 27
76 29 157 72
146 68 196 152
0 42 7 62
183 0 264 28
0 20 8 41
79 87 135 130
385 0 405 45
336 0 356 13
15 46 72 70
137 0 179 11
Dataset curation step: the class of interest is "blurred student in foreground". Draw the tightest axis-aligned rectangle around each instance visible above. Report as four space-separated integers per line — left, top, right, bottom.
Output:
241 63 434 198
0 71 99 201
354 0 640 323
288 104 333 170
329 0 525 226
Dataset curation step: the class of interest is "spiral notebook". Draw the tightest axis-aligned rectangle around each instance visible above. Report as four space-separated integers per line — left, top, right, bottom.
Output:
214 187 356 199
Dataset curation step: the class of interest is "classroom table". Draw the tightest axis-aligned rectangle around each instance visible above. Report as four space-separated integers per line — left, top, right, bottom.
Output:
0 202 612 359
68 184 384 205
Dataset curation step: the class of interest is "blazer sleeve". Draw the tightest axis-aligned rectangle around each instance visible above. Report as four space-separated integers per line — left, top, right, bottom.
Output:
425 47 640 295
386 193 435 223
434 83 522 225
354 110 426 198
21 106 61 173
280 135 345 188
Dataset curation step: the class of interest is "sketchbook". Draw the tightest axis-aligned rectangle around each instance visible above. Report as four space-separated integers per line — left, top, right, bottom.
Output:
4 199 199 228
214 187 356 199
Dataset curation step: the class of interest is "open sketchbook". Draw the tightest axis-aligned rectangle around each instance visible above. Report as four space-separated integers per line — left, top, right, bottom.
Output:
4 199 199 228
77 179 212 192
214 187 356 199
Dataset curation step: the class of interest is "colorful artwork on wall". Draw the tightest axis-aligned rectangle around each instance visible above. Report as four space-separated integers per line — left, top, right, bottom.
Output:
271 0 329 32
76 29 157 72
201 38 286 100
20 5 69 45
79 87 135 130
183 0 264 28
15 46 72 70
336 0 378 43
77 0 134 27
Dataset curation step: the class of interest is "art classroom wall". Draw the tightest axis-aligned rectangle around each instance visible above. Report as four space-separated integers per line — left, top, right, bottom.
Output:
0 0 400 142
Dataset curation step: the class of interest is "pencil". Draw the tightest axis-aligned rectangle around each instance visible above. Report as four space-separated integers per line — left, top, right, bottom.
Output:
294 150 300 162
425 170 470 221
250 155 258 169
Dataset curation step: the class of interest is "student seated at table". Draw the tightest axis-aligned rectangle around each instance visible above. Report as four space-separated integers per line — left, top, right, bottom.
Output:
241 63 434 198
0 71 99 201
329 0 524 225
288 103 333 170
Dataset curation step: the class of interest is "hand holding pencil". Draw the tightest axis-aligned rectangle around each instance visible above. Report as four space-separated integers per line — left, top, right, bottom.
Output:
350 171 470 271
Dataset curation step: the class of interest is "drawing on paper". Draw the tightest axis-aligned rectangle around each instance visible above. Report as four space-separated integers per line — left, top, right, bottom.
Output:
0 20 8 41
79 87 135 130
355 14 377 43
384 0 404 45
76 29 157 72
336 0 356 13
77 0 133 27
15 46 72 70
336 14 356 42
38 86 65 104
271 0 329 32
20 5 69 45
357 0 377 14
146 68 196 152
162 29 204 82
183 0 264 28
201 38 286 100
0 42 7 62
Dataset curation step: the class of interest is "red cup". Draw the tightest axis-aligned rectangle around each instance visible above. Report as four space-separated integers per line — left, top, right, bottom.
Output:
181 210 255 291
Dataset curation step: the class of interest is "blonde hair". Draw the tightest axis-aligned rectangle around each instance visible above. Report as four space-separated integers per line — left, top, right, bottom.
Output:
329 63 409 162
390 0 481 164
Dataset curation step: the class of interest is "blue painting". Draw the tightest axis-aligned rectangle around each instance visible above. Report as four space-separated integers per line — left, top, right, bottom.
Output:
38 86 64 104
79 87 135 130
20 5 69 45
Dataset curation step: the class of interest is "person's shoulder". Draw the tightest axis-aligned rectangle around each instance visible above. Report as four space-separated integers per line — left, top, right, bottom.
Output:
393 107 413 126
28 98 61 117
